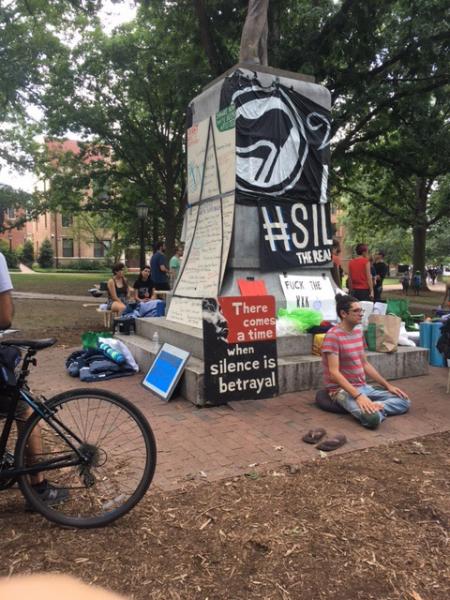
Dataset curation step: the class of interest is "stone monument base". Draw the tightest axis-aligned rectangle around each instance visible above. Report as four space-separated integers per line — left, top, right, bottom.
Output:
118 317 429 407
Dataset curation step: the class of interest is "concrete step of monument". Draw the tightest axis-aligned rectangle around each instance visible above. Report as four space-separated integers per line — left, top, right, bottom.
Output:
279 346 429 394
135 317 313 359
116 333 205 406
117 333 429 408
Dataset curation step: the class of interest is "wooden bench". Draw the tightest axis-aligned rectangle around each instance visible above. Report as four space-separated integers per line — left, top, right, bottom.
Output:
96 308 120 329
83 304 119 329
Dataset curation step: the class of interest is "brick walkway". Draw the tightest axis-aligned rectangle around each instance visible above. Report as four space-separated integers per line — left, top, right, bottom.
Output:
29 346 450 491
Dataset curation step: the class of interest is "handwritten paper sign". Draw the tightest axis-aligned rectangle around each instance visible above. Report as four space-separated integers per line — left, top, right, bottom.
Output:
279 274 337 321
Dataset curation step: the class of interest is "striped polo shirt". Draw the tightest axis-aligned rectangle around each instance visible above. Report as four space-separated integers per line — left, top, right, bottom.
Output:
321 325 366 391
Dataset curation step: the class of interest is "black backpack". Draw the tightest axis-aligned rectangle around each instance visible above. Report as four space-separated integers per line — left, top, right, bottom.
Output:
0 345 21 388
436 320 450 360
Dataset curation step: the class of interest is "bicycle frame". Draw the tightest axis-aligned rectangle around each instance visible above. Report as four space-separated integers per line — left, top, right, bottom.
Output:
0 346 89 481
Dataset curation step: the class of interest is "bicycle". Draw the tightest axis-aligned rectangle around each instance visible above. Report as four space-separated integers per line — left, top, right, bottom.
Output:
0 336 157 528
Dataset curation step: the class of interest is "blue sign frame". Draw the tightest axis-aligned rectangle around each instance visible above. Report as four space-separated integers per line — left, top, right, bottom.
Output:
142 342 190 401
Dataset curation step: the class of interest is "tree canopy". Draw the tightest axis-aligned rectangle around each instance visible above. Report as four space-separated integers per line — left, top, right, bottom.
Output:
0 1 448 264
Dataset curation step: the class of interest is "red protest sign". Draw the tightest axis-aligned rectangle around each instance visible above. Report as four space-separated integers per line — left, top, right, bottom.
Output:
219 295 276 344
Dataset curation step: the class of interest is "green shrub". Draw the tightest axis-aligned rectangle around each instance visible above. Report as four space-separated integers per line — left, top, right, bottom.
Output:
20 240 35 267
63 259 107 271
0 240 19 268
38 238 54 268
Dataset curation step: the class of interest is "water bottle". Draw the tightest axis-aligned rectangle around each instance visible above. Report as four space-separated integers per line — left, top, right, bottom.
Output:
98 342 125 364
152 331 160 344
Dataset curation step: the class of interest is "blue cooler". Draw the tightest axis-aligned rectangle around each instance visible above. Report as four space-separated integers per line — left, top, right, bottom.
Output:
419 321 432 350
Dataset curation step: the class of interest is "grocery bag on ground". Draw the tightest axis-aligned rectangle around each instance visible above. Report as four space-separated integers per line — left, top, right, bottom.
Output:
82 331 112 350
98 337 139 372
366 314 401 353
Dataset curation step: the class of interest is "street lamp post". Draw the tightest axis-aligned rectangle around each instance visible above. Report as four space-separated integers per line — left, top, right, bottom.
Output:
136 202 149 270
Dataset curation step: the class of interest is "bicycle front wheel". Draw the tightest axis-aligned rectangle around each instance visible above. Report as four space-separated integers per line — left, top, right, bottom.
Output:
15 388 156 528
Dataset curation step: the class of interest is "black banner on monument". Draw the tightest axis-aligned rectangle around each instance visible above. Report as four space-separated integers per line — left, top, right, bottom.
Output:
220 72 331 203
257 197 333 270
202 296 278 405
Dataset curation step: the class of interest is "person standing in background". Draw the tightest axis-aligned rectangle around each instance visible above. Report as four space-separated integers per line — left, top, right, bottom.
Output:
400 270 410 295
347 244 374 301
150 241 170 291
330 238 342 288
374 251 389 301
169 246 183 289
0 251 14 329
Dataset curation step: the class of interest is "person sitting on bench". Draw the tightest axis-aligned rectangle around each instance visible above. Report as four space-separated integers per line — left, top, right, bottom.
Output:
133 265 156 303
106 262 129 316
321 294 411 429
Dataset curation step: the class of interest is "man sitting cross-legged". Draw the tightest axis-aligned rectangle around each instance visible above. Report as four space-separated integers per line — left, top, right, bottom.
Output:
322 294 411 429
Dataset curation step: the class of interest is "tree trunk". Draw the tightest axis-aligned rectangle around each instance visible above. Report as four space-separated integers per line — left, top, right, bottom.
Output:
151 218 158 249
269 0 281 66
412 178 429 291
164 216 178 263
192 0 223 76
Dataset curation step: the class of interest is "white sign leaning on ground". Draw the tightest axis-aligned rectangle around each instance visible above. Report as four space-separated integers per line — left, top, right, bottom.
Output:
279 274 337 321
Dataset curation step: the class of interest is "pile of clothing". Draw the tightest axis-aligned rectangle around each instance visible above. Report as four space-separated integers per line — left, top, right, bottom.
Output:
66 337 139 382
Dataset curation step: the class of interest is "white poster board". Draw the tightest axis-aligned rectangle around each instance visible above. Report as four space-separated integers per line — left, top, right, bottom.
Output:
167 107 236 329
279 274 337 321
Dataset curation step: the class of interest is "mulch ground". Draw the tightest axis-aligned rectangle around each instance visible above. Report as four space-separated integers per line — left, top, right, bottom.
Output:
0 432 448 600
2 295 449 599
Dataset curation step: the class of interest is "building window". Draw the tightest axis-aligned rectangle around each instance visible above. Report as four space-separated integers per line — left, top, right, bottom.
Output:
93 239 111 258
62 214 73 227
62 238 74 257
6 207 15 219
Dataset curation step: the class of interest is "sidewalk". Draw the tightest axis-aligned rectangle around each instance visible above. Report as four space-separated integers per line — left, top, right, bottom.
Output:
12 291 102 303
29 345 450 491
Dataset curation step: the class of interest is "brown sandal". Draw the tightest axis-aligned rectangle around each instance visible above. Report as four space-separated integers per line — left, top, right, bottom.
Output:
302 428 327 444
316 434 347 452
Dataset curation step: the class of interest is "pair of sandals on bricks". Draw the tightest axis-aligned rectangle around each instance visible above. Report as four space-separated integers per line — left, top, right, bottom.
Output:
302 428 347 452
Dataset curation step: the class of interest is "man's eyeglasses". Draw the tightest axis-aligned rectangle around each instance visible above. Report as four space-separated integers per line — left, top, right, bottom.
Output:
348 308 363 314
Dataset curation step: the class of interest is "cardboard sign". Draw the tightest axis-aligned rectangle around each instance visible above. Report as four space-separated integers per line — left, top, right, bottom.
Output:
202 296 278 405
237 278 268 297
280 274 337 321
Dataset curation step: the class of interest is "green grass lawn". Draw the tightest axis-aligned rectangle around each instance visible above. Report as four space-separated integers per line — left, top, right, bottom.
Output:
383 277 400 286
10 272 138 296
384 288 445 308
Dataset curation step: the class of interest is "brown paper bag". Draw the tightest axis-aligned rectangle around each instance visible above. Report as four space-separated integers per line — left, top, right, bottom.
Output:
367 314 401 353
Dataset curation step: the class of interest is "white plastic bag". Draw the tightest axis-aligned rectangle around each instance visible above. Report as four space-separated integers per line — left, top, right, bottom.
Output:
98 337 139 372
373 302 387 316
276 317 303 337
360 301 374 329
398 322 416 347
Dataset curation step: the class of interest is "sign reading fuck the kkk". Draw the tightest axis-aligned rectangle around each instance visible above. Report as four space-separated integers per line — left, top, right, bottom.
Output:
202 296 278 405
259 199 333 270
280 274 337 321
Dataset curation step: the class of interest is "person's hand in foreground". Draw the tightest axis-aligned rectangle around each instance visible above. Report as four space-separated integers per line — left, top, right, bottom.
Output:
385 384 409 399
0 574 127 600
